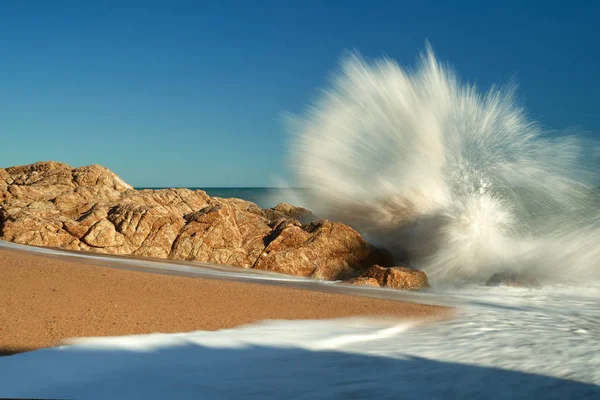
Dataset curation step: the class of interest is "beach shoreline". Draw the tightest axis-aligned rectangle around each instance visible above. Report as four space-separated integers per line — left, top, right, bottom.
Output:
0 245 450 354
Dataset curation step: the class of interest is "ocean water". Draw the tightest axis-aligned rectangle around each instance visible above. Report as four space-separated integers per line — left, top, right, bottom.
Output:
289 46 599 284
0 241 599 399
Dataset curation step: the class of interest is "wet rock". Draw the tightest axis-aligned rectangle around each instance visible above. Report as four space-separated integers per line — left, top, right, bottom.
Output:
356 264 429 290
485 272 540 287
254 221 388 280
264 203 315 225
360 264 388 285
269 217 302 231
346 277 381 287
383 266 429 290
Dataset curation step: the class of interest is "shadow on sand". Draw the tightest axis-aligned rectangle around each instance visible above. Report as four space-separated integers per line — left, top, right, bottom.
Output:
0 342 598 399
0 348 32 357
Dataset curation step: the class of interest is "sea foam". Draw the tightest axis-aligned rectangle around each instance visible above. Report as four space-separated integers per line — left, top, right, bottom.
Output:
289 45 599 283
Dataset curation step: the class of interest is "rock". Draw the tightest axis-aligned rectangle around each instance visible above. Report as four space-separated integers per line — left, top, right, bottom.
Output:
268 217 302 231
1 161 130 212
171 203 271 267
360 264 388 285
0 209 82 250
0 161 406 286
383 266 429 290
346 277 381 287
356 264 429 290
264 203 315 224
213 197 266 218
0 168 9 182
485 272 539 287
5 161 75 186
254 220 389 280
121 188 211 215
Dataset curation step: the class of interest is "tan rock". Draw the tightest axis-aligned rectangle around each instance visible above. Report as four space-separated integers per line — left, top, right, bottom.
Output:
0 190 10 202
0 168 9 183
62 205 109 239
171 203 271 267
5 161 75 186
254 220 388 280
0 209 81 250
107 203 186 258
72 164 132 191
360 264 388 285
121 189 210 215
346 277 381 287
53 187 122 215
82 219 122 248
1 161 130 212
383 267 429 290
264 203 314 224
212 197 266 219
357 264 429 290
269 218 302 230
1 161 408 287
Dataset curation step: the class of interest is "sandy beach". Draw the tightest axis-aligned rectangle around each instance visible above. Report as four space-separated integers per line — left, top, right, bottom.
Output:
0 246 448 354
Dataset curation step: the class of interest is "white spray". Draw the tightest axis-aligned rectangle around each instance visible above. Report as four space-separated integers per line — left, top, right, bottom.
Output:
289 46 599 284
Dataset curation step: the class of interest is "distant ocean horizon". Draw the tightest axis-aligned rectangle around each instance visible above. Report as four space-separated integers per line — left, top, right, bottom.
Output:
136 187 307 209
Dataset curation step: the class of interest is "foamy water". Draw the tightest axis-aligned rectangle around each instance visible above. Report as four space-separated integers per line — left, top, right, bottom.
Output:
289 45 599 283
1 278 599 398
0 242 599 398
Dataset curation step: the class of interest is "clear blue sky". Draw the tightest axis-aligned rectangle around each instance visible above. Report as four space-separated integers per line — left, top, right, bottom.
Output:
1 1 598 187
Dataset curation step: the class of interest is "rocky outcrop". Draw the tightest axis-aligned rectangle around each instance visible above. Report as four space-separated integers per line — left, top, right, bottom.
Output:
349 264 429 290
1 162 131 213
347 277 381 287
171 203 271 267
485 272 539 288
0 161 429 290
264 203 315 225
254 221 389 280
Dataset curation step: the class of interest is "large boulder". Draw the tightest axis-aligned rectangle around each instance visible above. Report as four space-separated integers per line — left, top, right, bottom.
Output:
120 188 211 215
1 162 131 214
350 264 429 291
264 203 315 224
253 221 390 280
0 161 427 290
171 203 271 267
0 208 82 250
346 277 381 287
384 266 429 290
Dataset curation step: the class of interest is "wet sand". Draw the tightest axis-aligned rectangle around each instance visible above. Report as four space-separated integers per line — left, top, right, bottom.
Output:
0 247 449 353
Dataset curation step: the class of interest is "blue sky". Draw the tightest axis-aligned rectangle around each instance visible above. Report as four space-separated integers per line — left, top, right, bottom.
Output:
1 1 598 187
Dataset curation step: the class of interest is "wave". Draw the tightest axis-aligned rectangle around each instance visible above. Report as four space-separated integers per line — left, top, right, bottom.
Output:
289 45 599 283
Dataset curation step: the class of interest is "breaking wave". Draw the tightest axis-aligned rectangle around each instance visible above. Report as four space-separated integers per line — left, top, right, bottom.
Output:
289 45 599 284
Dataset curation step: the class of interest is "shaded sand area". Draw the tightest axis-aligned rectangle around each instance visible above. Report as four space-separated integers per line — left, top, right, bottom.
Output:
0 246 449 354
